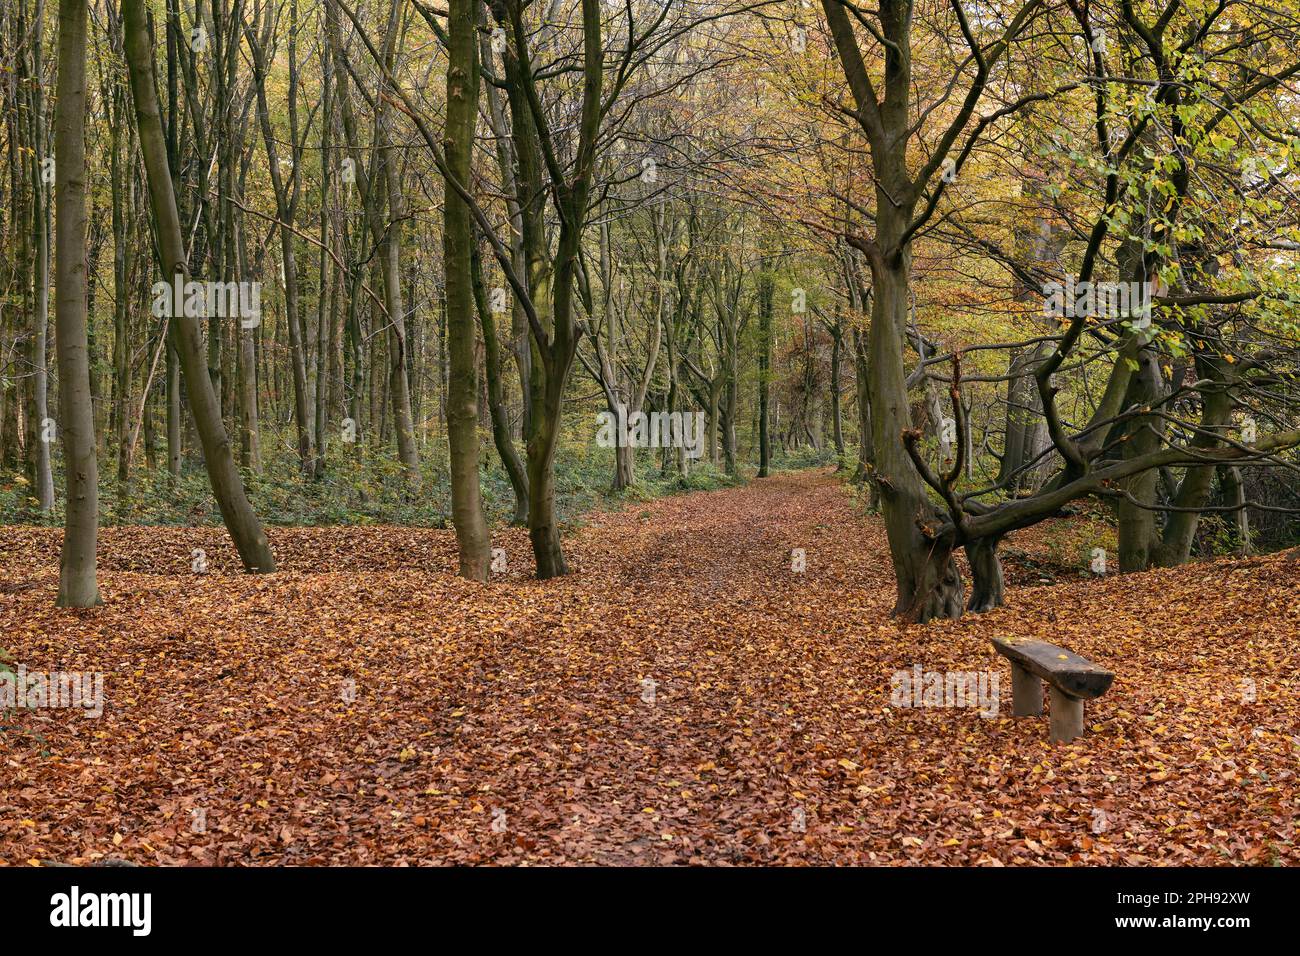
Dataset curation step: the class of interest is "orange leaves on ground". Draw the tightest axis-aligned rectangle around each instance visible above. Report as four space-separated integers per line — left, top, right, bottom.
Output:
0 472 1296 865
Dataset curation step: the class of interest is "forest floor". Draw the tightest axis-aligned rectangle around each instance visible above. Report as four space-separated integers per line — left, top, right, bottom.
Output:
1 470 1296 865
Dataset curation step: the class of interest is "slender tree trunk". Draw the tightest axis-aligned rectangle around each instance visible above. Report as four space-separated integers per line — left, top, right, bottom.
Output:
473 243 528 524
1220 465 1251 556
54 0 100 607
313 45 333 479
248 26 312 476
166 337 181 479
122 0 275 573
27 0 55 512
235 222 260 472
830 328 844 460
444 0 490 580
757 263 772 478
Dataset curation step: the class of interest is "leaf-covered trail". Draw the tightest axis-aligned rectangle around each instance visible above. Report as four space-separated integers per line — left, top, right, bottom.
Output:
1 471 1296 865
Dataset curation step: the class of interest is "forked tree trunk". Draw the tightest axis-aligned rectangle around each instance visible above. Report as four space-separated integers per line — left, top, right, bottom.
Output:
122 0 275 573
868 249 964 622
54 0 100 607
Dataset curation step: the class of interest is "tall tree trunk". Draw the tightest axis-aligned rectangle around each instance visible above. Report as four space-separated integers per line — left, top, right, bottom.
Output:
110 79 132 495
444 0 490 580
852 328 876 501
473 242 529 524
235 222 260 472
248 22 312 476
869 249 964 622
54 0 100 607
166 337 181 480
122 0 275 573
757 263 772 478
821 0 969 620
27 0 55 512
313 42 334 480
830 327 844 460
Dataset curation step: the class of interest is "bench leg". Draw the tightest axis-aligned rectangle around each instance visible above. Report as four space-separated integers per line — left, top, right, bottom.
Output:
1010 663 1043 717
1049 686 1084 743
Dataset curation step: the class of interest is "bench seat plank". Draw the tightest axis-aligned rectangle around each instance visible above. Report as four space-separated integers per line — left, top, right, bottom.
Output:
991 636 1114 700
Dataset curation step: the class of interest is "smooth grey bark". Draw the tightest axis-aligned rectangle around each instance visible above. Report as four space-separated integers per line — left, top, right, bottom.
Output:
54 0 101 607
26 0 55 512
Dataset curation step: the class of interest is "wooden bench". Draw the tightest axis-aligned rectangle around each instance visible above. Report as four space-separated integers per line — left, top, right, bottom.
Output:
991 637 1114 743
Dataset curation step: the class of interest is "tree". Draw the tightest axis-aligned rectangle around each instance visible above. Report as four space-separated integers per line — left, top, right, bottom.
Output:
122 0 276 573
444 0 490 579
820 0 1300 620
53 0 99 607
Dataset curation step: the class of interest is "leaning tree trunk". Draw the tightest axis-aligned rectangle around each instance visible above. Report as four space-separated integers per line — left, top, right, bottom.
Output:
122 0 275 573
53 0 100 607
444 0 491 580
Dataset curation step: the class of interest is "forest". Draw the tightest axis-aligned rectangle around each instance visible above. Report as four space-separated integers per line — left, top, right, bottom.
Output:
1 0 1298 873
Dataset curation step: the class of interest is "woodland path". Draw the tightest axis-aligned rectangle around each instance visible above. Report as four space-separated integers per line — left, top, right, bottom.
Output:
1 471 1296 865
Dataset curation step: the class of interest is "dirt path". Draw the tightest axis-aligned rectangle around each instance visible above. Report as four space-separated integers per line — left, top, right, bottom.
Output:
1 471 1295 865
